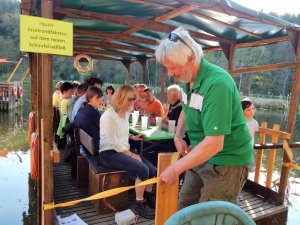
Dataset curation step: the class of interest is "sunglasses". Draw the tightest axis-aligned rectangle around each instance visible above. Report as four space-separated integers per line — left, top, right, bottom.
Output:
168 33 194 54
127 97 136 102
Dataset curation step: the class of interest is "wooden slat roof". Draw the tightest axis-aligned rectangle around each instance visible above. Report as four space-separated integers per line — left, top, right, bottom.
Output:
20 0 300 61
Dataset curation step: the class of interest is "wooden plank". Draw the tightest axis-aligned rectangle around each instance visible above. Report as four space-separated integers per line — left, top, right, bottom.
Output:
258 127 291 140
244 179 280 202
74 40 154 54
278 140 293 204
155 153 179 225
74 29 157 45
287 32 300 136
229 61 300 75
266 124 280 188
255 122 267 183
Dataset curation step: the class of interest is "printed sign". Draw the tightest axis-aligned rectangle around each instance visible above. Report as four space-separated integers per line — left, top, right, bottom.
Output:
20 15 73 56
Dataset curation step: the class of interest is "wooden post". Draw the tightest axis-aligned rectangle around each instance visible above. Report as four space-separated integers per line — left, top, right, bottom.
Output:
122 60 130 84
286 32 300 136
220 43 235 71
155 153 179 225
265 124 280 188
138 57 147 83
254 122 267 183
278 140 293 204
41 1 54 225
29 53 38 111
160 66 166 103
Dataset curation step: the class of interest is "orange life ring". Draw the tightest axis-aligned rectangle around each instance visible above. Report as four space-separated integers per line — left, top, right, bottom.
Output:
17 86 23 98
12 86 17 96
28 112 35 140
30 132 39 180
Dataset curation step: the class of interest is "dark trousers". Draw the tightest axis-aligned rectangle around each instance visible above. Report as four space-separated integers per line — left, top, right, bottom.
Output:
98 150 156 181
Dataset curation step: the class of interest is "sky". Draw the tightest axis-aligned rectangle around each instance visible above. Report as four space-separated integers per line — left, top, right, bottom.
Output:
233 0 300 16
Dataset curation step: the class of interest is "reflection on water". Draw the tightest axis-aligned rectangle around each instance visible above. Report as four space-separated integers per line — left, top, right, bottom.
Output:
255 109 300 225
0 111 37 225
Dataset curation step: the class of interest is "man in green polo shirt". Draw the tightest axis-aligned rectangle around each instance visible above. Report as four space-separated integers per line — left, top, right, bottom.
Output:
155 27 252 209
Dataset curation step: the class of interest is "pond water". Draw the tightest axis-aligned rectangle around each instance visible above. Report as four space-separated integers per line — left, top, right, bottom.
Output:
0 96 299 224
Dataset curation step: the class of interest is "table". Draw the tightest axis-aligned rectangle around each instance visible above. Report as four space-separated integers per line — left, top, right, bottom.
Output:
129 124 175 157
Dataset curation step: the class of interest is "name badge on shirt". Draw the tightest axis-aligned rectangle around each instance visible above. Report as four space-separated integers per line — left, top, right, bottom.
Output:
181 88 188 105
189 93 203 111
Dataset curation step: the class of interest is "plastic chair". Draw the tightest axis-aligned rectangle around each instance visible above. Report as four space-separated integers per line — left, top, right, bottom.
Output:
165 201 256 225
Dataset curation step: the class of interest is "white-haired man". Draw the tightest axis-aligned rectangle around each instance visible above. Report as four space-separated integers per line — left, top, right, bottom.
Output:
155 28 252 209
162 84 182 129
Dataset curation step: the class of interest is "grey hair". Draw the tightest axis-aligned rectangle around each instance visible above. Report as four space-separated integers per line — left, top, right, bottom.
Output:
167 84 181 99
155 27 203 66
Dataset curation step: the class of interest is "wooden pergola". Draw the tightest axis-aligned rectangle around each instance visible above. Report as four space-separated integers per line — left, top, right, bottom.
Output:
20 0 300 224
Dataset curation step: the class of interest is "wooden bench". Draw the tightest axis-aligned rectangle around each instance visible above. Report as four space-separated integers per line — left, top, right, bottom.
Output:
74 128 129 214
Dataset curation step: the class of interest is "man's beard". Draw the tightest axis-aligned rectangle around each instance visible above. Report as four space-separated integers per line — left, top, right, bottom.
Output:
175 65 193 83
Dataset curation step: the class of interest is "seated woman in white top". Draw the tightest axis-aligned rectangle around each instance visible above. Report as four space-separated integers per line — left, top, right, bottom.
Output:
99 84 156 219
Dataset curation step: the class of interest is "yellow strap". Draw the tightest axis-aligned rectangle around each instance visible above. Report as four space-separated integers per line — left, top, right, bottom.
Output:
282 162 300 170
44 152 181 211
44 177 159 210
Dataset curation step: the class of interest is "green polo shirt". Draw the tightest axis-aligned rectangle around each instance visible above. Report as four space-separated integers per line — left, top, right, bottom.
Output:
181 59 252 166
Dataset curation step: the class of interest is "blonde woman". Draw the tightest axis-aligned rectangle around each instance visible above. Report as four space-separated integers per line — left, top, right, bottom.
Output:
99 84 156 219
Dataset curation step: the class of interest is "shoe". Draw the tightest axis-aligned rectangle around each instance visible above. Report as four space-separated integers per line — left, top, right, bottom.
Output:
132 200 155 219
144 191 156 209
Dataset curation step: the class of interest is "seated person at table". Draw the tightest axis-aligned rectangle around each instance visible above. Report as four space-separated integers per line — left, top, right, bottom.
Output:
74 86 103 151
59 82 74 115
162 84 182 129
134 83 147 111
99 84 156 219
53 81 63 108
142 88 164 124
67 83 88 120
71 76 103 122
102 85 115 106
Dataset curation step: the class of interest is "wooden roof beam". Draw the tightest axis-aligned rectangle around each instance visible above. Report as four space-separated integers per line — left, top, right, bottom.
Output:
228 61 300 75
121 4 198 36
74 29 157 45
55 7 232 44
75 47 137 57
124 0 262 38
74 40 155 54
178 0 300 32
74 52 119 61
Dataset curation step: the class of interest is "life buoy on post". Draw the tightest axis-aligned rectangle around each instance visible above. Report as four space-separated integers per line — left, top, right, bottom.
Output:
74 54 93 74
17 86 23 98
12 86 17 96
30 132 39 180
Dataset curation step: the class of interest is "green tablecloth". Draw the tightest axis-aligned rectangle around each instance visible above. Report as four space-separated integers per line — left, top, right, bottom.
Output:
129 124 174 141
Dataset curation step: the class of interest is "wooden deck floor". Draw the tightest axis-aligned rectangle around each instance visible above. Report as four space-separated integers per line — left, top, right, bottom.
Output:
53 163 288 225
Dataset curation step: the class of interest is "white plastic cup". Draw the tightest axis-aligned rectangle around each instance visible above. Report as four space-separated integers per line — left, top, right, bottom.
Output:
141 116 148 131
131 113 138 127
168 120 176 135
156 117 162 129
134 110 139 118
